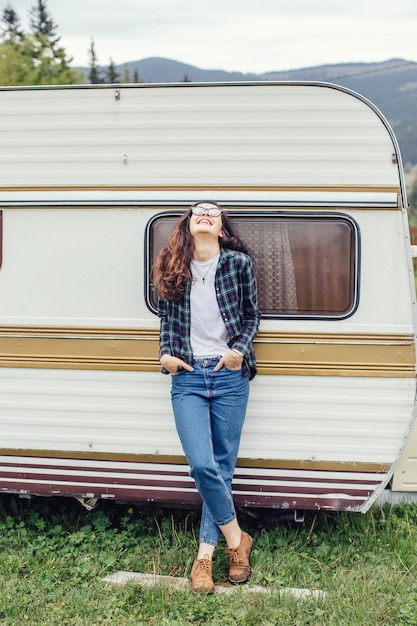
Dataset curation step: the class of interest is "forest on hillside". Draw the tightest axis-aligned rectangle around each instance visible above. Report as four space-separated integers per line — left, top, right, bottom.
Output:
0 0 81 85
0 0 140 85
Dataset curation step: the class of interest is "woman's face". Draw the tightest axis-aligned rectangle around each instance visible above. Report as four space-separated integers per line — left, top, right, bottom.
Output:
189 202 224 239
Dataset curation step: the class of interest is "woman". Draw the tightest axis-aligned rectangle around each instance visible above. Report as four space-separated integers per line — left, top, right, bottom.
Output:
155 200 260 593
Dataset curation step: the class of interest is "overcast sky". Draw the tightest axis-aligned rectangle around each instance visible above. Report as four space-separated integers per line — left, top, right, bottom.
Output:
4 0 417 73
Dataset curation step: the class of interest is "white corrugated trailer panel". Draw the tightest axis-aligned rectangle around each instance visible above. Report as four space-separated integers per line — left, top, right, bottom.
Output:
0 368 413 466
0 84 399 188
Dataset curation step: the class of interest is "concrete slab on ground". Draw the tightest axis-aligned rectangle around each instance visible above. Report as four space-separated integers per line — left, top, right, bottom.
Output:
103 571 326 599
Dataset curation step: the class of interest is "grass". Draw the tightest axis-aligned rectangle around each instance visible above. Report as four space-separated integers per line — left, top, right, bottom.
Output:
0 496 417 625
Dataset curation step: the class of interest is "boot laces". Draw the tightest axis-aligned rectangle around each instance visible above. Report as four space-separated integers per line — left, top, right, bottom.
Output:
228 547 243 564
195 558 211 573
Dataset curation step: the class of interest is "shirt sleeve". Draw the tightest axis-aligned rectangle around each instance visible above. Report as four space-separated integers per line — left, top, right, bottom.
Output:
158 295 171 359
232 256 261 356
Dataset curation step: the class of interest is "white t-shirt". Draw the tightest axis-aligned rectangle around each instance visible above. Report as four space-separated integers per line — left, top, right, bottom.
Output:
190 254 230 359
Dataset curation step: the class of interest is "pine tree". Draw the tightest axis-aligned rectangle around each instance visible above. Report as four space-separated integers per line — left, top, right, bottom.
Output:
27 0 81 84
105 58 120 84
88 38 104 84
1 4 24 42
29 0 59 46
0 5 35 84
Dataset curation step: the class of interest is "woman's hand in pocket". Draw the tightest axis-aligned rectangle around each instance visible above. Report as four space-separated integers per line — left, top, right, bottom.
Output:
214 350 243 372
160 355 194 375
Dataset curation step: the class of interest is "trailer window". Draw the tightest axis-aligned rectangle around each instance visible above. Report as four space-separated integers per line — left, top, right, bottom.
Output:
146 212 359 319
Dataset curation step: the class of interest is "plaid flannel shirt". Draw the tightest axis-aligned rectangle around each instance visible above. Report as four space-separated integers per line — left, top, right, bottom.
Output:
158 247 260 380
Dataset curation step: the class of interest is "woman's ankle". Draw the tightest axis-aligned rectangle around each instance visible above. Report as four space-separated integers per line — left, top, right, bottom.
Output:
197 543 215 560
219 519 242 550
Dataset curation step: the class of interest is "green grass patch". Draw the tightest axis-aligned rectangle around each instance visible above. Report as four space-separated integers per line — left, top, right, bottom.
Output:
0 495 417 625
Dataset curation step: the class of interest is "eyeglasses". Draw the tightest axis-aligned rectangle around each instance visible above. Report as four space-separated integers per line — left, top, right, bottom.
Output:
191 205 222 217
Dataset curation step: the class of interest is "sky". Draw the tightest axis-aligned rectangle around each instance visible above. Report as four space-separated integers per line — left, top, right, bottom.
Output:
4 0 417 73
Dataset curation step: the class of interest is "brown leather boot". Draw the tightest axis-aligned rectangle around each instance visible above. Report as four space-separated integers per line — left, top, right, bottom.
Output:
227 531 253 584
190 555 215 593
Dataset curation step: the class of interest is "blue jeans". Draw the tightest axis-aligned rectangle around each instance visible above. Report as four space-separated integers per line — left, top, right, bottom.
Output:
171 357 249 546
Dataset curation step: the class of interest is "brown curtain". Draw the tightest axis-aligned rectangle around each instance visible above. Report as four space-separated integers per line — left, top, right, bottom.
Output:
288 220 353 314
240 221 298 314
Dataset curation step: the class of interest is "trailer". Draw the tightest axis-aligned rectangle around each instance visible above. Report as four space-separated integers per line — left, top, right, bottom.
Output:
0 82 415 512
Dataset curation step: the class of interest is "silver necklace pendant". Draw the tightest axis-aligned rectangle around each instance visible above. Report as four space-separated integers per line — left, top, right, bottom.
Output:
191 256 217 284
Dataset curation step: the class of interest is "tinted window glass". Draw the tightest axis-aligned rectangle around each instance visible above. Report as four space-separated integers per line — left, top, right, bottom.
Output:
147 211 359 319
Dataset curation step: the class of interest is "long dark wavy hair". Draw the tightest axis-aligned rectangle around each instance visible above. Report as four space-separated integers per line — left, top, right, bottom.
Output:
154 201 250 302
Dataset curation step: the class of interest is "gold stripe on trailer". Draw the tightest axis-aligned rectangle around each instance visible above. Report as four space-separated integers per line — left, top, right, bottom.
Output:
0 449 390 474
0 184 401 194
0 327 414 377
